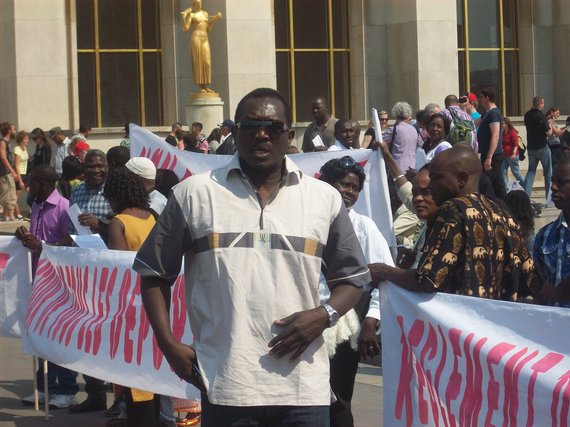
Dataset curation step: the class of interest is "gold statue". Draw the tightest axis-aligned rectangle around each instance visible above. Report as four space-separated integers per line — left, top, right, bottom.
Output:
181 0 222 94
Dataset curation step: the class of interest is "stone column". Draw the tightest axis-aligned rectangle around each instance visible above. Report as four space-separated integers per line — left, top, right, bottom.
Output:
1 0 75 130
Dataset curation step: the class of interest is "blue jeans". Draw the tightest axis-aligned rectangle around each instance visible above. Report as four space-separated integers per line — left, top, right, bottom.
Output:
524 146 552 200
201 394 330 427
36 359 79 395
501 156 525 190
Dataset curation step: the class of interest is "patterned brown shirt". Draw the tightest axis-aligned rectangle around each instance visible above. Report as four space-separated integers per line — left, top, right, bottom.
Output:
417 193 541 300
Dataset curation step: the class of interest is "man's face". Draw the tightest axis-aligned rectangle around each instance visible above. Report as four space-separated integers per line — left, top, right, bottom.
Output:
53 133 65 144
221 125 230 136
9 125 16 139
551 163 570 212
235 97 290 173
379 114 389 130
191 126 200 136
83 154 108 188
479 95 490 110
28 172 44 201
334 121 355 149
428 157 460 206
312 100 327 121
84 128 92 138
412 169 439 221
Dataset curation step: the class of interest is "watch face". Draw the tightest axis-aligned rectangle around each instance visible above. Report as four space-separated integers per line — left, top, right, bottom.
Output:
330 311 340 326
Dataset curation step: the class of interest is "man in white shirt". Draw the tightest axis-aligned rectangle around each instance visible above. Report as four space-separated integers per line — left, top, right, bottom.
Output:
328 119 355 151
134 88 370 426
49 127 71 175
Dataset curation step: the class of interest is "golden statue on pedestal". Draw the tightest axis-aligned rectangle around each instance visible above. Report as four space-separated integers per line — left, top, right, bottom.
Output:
181 0 222 96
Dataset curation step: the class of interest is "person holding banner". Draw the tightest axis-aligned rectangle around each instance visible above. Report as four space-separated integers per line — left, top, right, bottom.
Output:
371 144 541 301
302 96 338 152
135 88 370 426
318 156 393 427
104 166 161 427
328 119 356 151
15 165 80 409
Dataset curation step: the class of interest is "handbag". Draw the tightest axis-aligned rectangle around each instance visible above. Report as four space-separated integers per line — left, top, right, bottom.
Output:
518 137 526 161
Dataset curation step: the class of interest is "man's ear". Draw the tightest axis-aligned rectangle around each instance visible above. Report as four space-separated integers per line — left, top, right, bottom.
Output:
457 170 469 189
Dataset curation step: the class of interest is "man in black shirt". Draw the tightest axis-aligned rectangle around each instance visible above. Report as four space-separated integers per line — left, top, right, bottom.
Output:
523 96 552 203
477 87 505 198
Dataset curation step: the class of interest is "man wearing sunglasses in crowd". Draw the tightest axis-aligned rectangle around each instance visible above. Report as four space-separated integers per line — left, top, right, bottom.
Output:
134 88 370 426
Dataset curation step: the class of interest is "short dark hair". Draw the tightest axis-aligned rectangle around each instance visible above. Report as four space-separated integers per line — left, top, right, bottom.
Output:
171 122 182 131
334 119 353 134
191 122 203 131
61 155 83 180
30 128 48 143
31 164 58 184
234 88 292 127
480 87 497 103
0 122 13 137
444 94 458 107
85 149 107 163
103 167 149 213
319 156 366 192
183 133 198 149
79 124 92 133
106 146 130 168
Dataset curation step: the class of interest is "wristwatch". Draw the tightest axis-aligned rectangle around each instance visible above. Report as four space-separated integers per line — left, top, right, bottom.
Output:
322 303 340 328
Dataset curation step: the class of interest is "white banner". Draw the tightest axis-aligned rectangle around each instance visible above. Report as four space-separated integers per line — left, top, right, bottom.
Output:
381 284 570 426
22 246 200 400
130 124 396 247
0 236 32 338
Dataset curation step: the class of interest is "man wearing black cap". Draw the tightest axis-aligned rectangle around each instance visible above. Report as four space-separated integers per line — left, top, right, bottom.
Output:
215 119 236 155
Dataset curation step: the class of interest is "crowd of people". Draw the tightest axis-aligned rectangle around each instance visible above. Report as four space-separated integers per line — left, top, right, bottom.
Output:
2 85 570 427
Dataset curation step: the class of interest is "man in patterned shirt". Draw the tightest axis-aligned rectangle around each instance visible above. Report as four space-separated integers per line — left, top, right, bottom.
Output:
533 157 570 307
371 144 541 301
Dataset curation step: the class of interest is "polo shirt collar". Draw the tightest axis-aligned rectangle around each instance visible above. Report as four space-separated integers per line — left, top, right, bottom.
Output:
225 153 303 184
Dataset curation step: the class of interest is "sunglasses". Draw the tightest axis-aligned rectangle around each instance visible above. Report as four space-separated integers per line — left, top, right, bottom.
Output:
236 119 289 139
339 156 365 174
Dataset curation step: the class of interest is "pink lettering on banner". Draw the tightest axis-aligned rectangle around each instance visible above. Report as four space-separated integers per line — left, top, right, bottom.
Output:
150 149 165 168
91 267 119 355
395 316 425 427
485 342 516 426
526 353 564 427
394 314 570 427
110 269 134 360
0 252 10 270
552 370 570 427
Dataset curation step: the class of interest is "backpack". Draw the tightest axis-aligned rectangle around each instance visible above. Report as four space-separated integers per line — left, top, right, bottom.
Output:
447 107 474 145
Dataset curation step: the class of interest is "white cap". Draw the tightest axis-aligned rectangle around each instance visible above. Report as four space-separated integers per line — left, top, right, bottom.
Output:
125 157 156 180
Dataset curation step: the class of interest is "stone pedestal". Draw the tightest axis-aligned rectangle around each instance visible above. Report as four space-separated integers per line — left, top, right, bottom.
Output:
185 93 225 134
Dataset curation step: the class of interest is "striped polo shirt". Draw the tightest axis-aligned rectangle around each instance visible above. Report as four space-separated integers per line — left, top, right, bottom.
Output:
133 154 370 406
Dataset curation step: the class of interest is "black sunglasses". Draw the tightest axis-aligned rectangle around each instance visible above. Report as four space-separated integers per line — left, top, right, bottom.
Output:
236 119 289 139
339 156 364 174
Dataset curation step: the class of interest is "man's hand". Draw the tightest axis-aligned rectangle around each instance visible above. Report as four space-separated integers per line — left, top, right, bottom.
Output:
369 262 394 288
314 146 327 152
358 317 380 360
269 307 329 361
164 342 206 393
78 213 99 230
15 226 29 241
483 157 492 171
396 248 416 269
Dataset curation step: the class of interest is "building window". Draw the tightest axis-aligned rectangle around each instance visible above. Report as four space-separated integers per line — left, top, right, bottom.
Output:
457 0 520 115
274 0 350 123
76 0 163 127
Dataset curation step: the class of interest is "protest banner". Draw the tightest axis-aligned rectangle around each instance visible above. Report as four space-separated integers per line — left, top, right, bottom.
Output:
381 284 570 426
0 236 32 338
129 124 396 247
22 245 200 400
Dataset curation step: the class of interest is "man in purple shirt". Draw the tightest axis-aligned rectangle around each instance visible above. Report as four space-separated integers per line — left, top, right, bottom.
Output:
382 101 423 173
15 165 79 409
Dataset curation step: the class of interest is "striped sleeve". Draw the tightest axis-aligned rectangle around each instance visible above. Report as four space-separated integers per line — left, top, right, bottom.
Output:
322 205 371 289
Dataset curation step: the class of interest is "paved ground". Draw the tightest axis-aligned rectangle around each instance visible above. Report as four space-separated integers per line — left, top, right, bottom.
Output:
0 337 382 427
